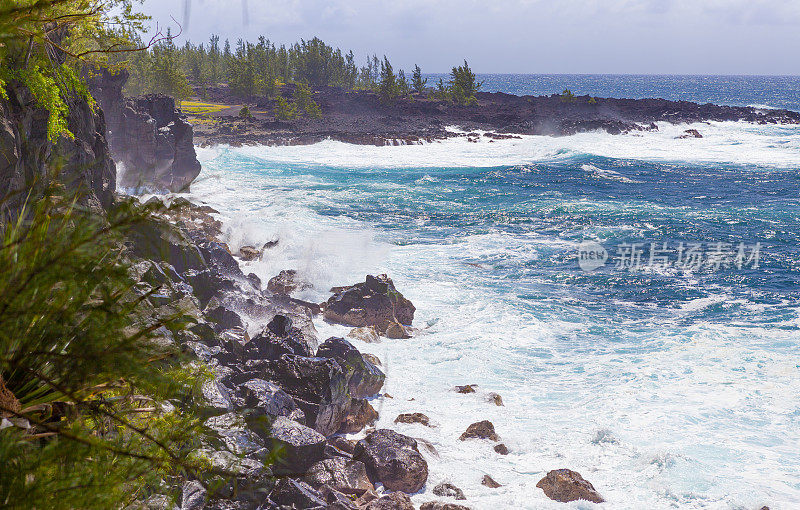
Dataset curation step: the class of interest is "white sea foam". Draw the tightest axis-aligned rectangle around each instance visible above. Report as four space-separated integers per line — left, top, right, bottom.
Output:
213 121 800 169
187 135 800 509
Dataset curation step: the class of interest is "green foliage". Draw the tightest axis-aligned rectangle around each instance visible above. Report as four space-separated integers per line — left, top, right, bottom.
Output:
275 95 296 120
411 64 427 94
293 83 321 119
449 60 480 105
0 187 216 509
378 57 400 102
561 88 576 102
239 105 252 118
588 96 597 104
0 0 146 141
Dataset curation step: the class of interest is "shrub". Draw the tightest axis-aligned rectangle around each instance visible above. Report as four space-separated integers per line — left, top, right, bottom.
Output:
275 95 297 120
0 187 215 509
561 88 576 102
239 105 252 118
411 64 427 94
449 60 481 105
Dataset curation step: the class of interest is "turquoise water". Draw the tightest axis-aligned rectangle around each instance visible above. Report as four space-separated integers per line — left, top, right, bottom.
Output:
191 119 800 508
425 73 800 111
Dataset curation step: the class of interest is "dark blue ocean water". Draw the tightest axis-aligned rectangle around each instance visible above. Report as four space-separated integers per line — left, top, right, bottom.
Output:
424 73 800 111
192 78 800 508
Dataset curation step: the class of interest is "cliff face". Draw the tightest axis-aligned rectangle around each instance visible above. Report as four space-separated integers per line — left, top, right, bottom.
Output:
88 69 201 192
0 80 115 213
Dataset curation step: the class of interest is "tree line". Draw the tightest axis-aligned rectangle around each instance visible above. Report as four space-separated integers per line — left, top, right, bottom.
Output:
120 33 482 105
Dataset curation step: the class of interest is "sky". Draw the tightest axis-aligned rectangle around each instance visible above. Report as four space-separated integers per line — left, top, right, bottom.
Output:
139 0 800 75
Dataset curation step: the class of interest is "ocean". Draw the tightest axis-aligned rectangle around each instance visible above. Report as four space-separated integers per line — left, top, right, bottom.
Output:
189 75 800 509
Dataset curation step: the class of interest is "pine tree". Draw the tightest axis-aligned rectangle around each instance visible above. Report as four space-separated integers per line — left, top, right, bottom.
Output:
411 64 427 94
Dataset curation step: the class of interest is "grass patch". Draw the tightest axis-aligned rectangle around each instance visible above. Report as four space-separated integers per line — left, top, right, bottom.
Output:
180 100 229 115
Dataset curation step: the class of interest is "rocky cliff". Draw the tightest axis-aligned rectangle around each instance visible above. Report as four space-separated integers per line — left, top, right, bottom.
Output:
0 79 115 213
88 68 201 192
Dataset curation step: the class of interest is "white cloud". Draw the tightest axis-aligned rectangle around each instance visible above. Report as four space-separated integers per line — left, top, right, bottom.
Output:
142 0 800 74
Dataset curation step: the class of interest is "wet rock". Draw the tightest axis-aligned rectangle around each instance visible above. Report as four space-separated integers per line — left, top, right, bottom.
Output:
262 416 326 475
678 128 703 139
354 429 429 493
363 353 382 366
347 326 381 343
238 245 262 261
485 392 503 406
536 469 604 504
319 485 360 509
385 322 411 339
324 275 415 333
494 443 509 455
251 315 313 360
420 503 471 510
339 398 379 434
454 385 477 394
364 492 415 510
180 480 206 510
459 421 498 441
432 482 466 500
395 413 431 427
269 477 326 508
263 354 350 436
303 457 374 496
205 304 244 333
267 269 312 295
230 378 302 420
316 336 385 398
414 437 439 458
481 475 502 488
127 217 205 275
328 436 357 456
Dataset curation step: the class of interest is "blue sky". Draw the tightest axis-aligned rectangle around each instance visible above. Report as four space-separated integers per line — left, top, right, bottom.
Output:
140 0 800 75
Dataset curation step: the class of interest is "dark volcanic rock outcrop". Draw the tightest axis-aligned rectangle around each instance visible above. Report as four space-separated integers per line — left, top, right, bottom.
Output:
1 79 115 213
88 68 200 192
354 428 429 493
536 469 604 503
324 274 416 333
192 85 800 147
316 336 386 399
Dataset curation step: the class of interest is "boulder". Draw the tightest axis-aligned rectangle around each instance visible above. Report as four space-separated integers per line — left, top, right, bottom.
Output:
536 469 604 503
268 269 312 295
485 393 503 406
385 322 411 339
481 475 502 488
180 480 206 510
678 128 703 139
459 421 498 441
347 326 381 343
316 336 385 398
395 413 430 427
362 353 382 367
324 275 415 333
364 492 415 510
328 436 357 456
268 477 326 509
494 443 509 455
303 457 374 496
238 245 262 261
432 482 466 500
262 416 326 475
354 429 428 493
230 378 302 421
263 354 351 436
454 385 477 394
338 399 379 434
251 315 313 360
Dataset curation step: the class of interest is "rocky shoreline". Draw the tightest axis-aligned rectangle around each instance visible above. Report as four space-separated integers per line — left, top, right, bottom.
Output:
190 84 800 147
